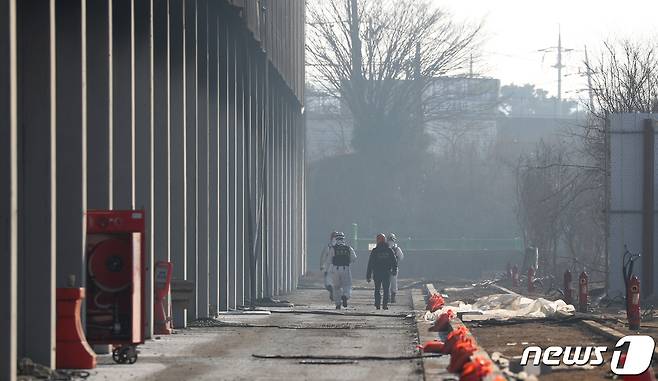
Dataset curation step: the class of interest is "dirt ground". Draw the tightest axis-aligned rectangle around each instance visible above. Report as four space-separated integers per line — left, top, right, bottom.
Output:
87 280 426 381
469 321 619 380
438 279 658 380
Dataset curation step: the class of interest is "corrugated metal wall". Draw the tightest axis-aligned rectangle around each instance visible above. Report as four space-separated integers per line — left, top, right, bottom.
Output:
0 0 305 378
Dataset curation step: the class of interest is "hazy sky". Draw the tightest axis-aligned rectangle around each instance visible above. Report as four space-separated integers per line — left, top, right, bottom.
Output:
436 0 658 103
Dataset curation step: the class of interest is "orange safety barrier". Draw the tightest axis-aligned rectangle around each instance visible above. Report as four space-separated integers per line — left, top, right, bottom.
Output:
56 288 97 369
426 293 445 312
417 339 445 353
447 339 478 373
444 326 470 354
460 356 493 381
429 310 455 332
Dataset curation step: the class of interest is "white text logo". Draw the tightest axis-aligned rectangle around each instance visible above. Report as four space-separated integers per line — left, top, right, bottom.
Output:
520 335 655 375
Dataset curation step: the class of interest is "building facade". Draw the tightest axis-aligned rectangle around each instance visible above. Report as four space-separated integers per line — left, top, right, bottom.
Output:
0 0 305 377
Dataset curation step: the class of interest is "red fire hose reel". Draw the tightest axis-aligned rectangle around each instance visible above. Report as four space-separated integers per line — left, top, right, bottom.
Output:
88 238 132 293
86 210 145 365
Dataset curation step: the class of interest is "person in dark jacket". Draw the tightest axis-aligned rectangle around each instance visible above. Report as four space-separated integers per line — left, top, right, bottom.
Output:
366 233 398 310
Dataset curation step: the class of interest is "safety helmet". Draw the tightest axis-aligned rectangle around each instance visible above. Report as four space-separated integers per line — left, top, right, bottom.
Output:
387 233 397 242
376 233 386 244
334 232 346 243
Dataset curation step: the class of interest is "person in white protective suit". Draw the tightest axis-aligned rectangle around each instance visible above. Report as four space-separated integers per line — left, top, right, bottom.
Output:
320 231 338 301
387 233 404 304
328 232 357 309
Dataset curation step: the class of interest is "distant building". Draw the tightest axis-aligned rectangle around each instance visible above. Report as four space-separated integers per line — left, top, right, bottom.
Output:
305 77 583 162
424 76 501 155
305 88 354 162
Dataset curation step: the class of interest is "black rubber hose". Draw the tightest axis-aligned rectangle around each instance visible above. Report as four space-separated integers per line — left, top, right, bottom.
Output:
252 353 442 361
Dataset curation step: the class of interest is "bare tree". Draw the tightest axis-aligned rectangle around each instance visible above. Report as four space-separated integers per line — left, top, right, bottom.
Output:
586 40 658 119
306 0 481 153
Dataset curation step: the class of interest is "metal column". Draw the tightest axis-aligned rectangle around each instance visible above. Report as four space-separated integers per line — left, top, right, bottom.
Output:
55 0 86 289
0 0 18 378
643 119 655 297
169 0 187 327
207 5 219 315
111 0 134 209
133 0 153 337
86 0 111 209
153 0 170 269
218 17 229 311
184 0 198 321
196 0 209 317
236 27 246 307
17 0 56 367
227 22 237 309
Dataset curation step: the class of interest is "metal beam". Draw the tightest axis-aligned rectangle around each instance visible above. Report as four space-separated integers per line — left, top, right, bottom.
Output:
169 0 187 327
184 0 198 321
133 0 153 337
17 0 56 367
643 119 655 297
0 0 18 378
207 4 219 316
196 0 209 316
111 0 134 209
86 0 111 209
218 15 229 312
55 0 86 290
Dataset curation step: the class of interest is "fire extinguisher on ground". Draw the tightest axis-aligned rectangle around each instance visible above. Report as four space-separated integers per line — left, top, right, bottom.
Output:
563 270 572 305
623 247 642 331
578 271 588 313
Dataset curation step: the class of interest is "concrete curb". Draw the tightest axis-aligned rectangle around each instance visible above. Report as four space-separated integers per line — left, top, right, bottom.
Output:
579 319 658 360
414 284 507 380
411 288 452 380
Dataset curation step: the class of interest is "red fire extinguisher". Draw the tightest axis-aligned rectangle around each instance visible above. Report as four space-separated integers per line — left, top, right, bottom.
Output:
527 266 535 293
512 265 519 287
579 271 588 313
563 270 572 305
627 275 641 330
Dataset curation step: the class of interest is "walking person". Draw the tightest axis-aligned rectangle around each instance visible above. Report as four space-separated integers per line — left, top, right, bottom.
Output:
366 233 398 310
319 231 338 301
387 233 404 304
328 232 357 309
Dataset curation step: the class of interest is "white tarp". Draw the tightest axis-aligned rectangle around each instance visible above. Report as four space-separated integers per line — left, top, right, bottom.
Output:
427 294 575 321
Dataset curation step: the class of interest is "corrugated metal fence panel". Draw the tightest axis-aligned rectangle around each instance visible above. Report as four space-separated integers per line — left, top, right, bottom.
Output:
608 113 657 296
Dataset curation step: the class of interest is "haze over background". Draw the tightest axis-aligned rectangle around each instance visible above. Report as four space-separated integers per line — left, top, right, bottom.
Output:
437 0 658 102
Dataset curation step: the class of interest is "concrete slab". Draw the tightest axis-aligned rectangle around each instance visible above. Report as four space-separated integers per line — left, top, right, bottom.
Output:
410 288 453 380
86 286 424 380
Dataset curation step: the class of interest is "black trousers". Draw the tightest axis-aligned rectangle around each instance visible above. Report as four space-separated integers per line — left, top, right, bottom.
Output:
374 274 391 307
